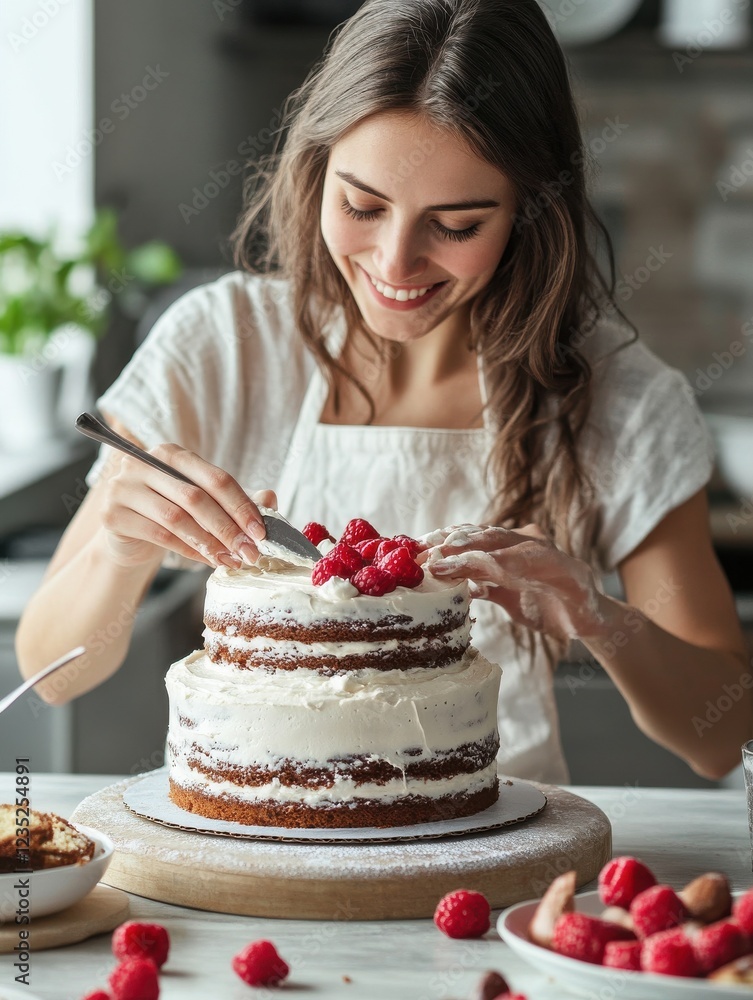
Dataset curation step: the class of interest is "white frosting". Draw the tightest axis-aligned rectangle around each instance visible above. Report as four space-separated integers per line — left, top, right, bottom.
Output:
166 647 500 767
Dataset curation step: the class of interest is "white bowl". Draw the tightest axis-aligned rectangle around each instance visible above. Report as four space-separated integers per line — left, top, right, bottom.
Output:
498 888 752 998
0 824 114 922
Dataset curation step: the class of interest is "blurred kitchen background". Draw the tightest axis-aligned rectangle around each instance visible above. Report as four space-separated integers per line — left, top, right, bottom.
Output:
1 0 752 787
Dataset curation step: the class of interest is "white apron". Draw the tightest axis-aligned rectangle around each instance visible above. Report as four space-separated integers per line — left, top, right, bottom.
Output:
275 339 570 785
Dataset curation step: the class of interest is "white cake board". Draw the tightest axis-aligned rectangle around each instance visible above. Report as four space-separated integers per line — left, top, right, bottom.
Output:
122 768 546 844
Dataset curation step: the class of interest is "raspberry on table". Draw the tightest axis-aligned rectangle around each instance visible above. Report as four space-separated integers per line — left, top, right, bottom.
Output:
303 522 334 545
551 912 628 965
733 887 753 934
232 939 290 987
377 546 424 588
433 889 491 939
329 541 364 576
354 536 382 560
112 921 170 969
107 958 159 1000
641 927 700 977
603 938 643 971
352 565 397 597
692 918 748 975
340 518 380 546
598 856 656 908
312 553 353 586
630 884 688 939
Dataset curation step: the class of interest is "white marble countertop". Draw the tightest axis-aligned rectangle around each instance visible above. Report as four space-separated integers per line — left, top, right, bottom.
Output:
1 773 750 999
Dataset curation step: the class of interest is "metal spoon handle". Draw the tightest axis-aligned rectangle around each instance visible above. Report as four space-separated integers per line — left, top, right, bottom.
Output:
0 647 87 715
75 412 196 486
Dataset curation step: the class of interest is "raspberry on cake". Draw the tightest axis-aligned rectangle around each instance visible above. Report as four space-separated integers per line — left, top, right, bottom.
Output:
165 515 502 829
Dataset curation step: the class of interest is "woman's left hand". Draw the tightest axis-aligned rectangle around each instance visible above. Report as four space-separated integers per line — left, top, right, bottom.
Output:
420 523 613 642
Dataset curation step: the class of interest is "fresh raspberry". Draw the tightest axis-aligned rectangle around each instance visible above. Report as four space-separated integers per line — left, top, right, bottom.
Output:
108 958 159 1000
603 939 642 971
303 522 334 545
733 887 753 935
232 940 289 987
81 992 111 1000
692 918 748 975
340 518 379 546
311 553 352 586
374 538 402 561
329 542 363 577
551 913 629 965
599 857 657 908
393 534 422 557
354 536 382 561
630 884 688 939
112 921 170 969
433 889 491 939
641 928 700 977
352 565 397 597
377 546 424 588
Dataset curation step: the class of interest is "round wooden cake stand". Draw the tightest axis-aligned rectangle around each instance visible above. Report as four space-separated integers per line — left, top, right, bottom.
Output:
70 776 611 920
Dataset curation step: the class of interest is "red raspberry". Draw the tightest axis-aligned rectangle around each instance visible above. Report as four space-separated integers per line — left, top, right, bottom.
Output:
393 534 422 557
641 928 700 977
232 940 289 987
311 554 352 586
329 542 363 577
112 921 170 969
630 884 688 939
692 918 748 975
108 958 159 1000
433 889 490 939
374 538 401 561
598 856 656 908
340 518 379 546
733 888 753 935
551 913 627 965
376 546 424 588
354 536 382 560
352 565 397 597
303 522 334 545
81 992 111 1000
603 939 642 971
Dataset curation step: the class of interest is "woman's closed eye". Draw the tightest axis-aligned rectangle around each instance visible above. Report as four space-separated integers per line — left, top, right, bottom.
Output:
340 197 481 243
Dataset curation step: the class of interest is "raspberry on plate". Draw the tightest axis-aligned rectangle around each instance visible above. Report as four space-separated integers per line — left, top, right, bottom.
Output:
108 958 160 1000
232 939 290 987
641 927 700 977
434 889 491 939
112 920 170 969
329 541 364 576
352 565 397 596
340 518 379 546
603 938 642 971
630 884 688 939
312 553 352 586
551 912 628 965
303 521 334 545
354 536 382 560
377 546 424 588
692 918 748 975
598 856 656 908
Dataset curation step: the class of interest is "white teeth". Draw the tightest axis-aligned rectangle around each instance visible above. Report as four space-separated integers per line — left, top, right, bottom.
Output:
369 274 433 301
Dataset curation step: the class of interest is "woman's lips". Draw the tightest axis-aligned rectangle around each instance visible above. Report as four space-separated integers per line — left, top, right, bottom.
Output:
358 265 447 312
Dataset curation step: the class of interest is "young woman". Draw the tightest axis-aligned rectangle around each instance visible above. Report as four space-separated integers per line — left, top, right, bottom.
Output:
17 0 748 783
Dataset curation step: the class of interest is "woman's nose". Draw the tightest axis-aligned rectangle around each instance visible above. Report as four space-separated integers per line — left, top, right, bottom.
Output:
373 222 427 285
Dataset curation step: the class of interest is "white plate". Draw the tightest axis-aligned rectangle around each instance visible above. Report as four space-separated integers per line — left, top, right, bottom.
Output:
498 889 753 998
124 768 547 844
0 825 114 922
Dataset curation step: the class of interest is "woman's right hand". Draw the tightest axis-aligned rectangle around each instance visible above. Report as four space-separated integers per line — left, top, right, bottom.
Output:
99 441 274 570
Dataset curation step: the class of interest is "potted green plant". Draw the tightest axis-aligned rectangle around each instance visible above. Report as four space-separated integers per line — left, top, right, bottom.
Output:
0 209 181 453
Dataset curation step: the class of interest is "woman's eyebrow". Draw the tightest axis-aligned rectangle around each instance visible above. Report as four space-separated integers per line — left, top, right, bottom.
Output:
334 169 500 211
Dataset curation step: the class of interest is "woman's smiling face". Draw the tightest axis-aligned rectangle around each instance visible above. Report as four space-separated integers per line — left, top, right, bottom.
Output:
320 110 517 344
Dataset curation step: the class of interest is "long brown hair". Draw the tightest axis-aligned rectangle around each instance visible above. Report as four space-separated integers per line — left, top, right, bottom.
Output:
232 0 633 569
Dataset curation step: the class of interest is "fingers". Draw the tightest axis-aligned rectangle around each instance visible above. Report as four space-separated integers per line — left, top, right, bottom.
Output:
250 489 278 511
101 505 231 568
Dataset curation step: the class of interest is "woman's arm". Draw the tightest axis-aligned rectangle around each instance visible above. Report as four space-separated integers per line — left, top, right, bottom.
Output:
423 489 750 781
579 489 750 781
